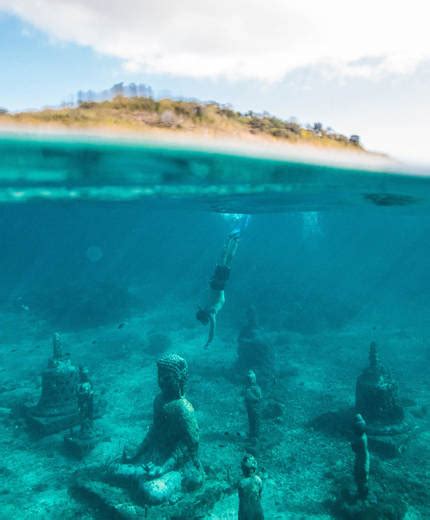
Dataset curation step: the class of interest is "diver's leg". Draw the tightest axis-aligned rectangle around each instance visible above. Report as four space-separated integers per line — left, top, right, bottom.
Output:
223 235 240 267
220 215 250 267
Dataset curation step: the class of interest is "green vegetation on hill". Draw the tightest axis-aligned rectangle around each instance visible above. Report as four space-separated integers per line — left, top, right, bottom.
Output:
0 96 361 150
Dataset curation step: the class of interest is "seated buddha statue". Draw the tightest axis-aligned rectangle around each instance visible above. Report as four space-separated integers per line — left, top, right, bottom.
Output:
110 354 204 504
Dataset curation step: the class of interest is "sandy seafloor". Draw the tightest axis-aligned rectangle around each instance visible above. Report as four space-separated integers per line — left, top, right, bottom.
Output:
0 295 429 520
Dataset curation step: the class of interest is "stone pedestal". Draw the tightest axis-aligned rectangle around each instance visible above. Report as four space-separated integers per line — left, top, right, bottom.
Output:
71 476 229 520
333 488 407 519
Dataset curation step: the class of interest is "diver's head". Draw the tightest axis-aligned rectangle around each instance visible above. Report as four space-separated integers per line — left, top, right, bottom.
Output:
196 308 210 325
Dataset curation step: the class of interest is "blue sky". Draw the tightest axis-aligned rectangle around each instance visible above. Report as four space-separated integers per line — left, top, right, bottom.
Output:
0 3 429 163
0 14 122 109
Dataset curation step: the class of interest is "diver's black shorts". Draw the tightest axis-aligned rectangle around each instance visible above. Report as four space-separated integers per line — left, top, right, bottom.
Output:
210 265 230 291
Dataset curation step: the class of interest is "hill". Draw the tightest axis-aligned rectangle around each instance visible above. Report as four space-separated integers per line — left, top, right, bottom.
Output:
0 96 362 151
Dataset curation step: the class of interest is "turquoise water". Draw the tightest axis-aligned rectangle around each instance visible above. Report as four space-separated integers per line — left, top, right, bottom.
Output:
1 134 429 212
0 133 430 519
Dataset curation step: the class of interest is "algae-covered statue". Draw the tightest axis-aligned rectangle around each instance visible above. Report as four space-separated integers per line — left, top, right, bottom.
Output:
238 454 264 520
64 366 98 457
351 414 369 500
112 354 204 504
244 370 263 441
77 366 95 439
332 413 406 518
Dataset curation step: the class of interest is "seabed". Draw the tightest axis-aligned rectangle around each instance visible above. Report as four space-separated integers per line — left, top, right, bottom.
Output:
0 304 429 519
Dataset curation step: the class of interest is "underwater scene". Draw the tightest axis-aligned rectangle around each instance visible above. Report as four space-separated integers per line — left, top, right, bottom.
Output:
1 135 430 520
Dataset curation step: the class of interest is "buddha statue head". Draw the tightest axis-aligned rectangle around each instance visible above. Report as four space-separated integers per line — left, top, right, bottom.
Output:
353 413 367 435
246 369 257 386
157 354 188 400
241 454 258 477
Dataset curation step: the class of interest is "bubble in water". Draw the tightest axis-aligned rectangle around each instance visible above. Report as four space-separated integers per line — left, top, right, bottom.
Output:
86 246 103 262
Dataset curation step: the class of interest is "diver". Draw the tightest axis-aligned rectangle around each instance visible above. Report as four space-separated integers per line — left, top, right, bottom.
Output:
196 215 249 348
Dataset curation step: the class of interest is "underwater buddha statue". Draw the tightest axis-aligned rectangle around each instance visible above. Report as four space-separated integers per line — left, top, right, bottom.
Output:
244 370 263 441
351 414 370 500
111 353 204 505
238 454 264 520
64 366 98 457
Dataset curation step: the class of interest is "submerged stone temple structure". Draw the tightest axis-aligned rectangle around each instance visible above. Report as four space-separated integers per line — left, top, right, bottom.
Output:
238 454 264 520
237 306 275 385
110 353 204 505
26 333 81 435
355 341 410 457
356 341 404 425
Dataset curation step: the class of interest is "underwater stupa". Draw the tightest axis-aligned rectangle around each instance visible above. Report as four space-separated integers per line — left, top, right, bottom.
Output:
355 341 410 457
25 333 81 435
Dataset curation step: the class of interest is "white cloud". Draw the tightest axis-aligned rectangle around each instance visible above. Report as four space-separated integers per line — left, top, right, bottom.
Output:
1 0 430 81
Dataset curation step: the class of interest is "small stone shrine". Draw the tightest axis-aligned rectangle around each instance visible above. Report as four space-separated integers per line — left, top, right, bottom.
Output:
355 341 410 457
26 333 80 435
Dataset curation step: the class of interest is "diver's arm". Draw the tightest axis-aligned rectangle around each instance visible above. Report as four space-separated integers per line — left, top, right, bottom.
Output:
204 313 216 349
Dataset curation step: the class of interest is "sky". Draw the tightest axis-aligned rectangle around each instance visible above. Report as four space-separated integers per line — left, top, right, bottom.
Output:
0 2 429 163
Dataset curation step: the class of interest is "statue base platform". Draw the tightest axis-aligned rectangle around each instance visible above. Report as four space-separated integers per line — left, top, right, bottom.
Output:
333 488 407 519
24 405 80 436
366 421 413 459
71 473 230 520
308 408 415 458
